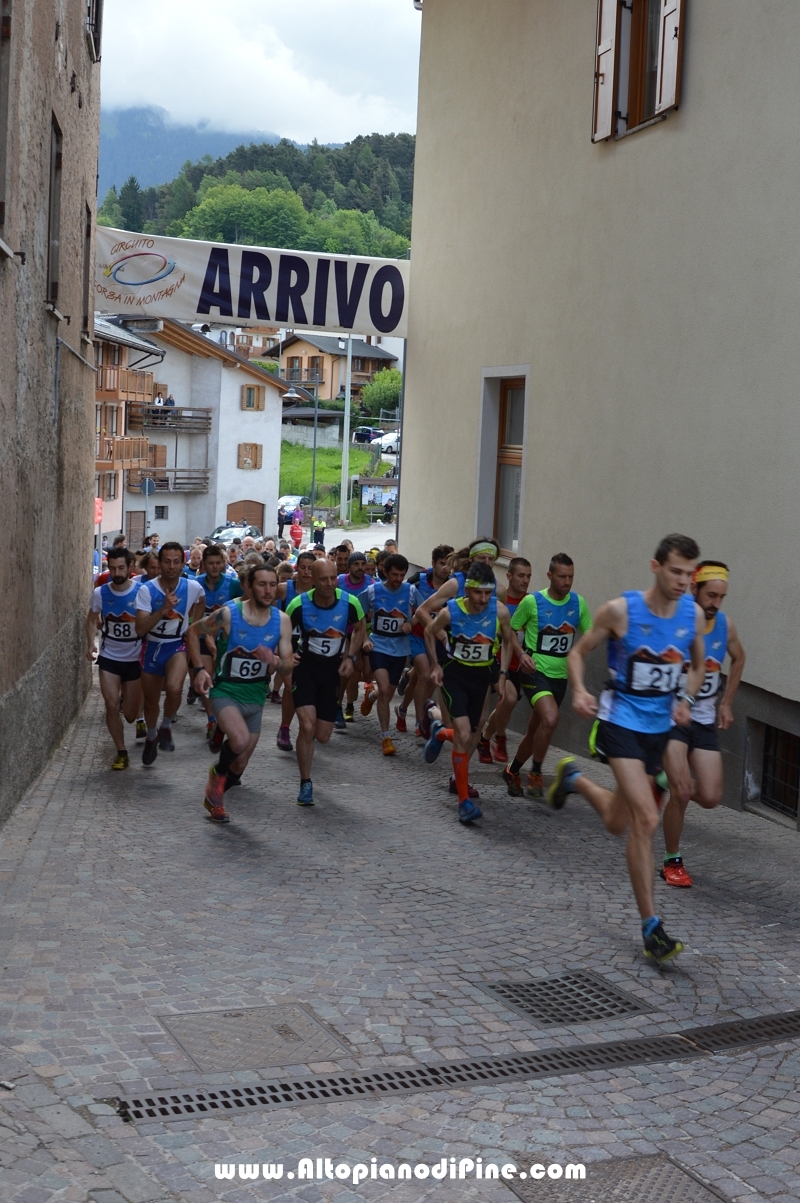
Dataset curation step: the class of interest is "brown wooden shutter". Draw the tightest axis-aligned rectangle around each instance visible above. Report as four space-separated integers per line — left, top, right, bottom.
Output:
237 443 262 469
148 444 167 468
255 443 263 469
592 0 620 142
655 0 685 114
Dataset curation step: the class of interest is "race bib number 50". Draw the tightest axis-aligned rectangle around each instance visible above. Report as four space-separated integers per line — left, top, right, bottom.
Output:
629 660 682 695
374 613 403 635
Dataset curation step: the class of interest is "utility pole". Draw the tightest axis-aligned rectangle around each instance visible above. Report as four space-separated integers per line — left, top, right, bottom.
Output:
339 334 353 525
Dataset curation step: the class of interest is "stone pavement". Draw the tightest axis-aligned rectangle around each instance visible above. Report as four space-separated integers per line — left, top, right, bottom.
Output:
2 682 800 1201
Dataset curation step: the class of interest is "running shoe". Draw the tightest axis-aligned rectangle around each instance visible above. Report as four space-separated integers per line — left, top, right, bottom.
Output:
458 799 483 824
209 725 224 753
660 858 693 888
492 734 508 764
382 736 397 756
526 771 544 798
135 719 147 741
269 690 282 704
203 798 230 823
643 922 685 964
547 757 579 810
423 719 444 763
205 764 227 809
334 706 347 732
398 667 410 696
344 703 355 723
477 737 493 765
141 738 158 766
414 724 423 738
419 698 435 741
186 687 198 706
111 750 129 771
502 764 524 797
158 727 175 752
297 780 314 806
360 684 376 716
277 725 293 752
205 720 216 741
449 777 480 798
395 706 408 733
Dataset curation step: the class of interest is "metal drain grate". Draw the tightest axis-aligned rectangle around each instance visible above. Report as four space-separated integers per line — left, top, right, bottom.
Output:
114 1034 695 1122
683 1009 800 1053
157 1004 348 1072
506 1153 731 1201
476 971 650 1026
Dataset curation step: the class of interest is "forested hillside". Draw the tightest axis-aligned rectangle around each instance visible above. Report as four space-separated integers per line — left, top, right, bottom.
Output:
98 133 415 258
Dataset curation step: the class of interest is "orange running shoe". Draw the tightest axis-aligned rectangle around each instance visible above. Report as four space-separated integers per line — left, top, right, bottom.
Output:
360 684 376 716
394 705 408 733
492 734 508 764
526 771 544 798
502 764 524 797
660 858 693 888
382 736 397 756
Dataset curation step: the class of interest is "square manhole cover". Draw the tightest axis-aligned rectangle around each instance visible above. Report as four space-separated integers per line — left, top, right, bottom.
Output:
506 1154 731 1201
476 971 650 1026
158 1004 349 1072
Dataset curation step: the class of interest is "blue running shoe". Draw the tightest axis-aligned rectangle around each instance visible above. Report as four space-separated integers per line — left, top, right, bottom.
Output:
423 719 444 763
458 799 483 824
297 780 314 806
334 706 347 732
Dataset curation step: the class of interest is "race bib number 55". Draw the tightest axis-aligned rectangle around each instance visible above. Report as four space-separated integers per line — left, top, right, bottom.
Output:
452 639 492 664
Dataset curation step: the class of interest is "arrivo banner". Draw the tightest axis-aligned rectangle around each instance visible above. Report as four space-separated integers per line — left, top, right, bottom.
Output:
94 227 410 340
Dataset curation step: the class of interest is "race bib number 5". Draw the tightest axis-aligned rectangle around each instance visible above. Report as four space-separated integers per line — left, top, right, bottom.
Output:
309 634 342 657
698 670 720 699
452 639 491 664
629 660 682 694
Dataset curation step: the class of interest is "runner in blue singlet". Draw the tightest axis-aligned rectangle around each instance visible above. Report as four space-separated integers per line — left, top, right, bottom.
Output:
397 544 453 737
547 534 707 965
275 550 316 752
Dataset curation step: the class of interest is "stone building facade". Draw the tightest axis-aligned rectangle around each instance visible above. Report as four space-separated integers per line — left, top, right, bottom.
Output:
0 0 101 821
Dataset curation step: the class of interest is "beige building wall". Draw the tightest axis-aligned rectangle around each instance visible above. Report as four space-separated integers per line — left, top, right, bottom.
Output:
0 1 100 822
403 0 800 811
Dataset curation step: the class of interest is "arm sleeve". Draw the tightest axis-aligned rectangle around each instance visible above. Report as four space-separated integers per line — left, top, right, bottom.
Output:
90 587 103 614
579 596 592 633
511 594 534 632
349 596 366 624
135 585 152 613
285 594 303 625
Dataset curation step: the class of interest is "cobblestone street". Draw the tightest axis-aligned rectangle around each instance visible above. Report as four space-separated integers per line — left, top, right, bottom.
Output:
2 683 800 1202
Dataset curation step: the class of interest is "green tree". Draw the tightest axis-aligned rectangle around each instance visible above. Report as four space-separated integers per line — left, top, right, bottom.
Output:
360 368 402 417
118 175 144 231
178 184 308 246
96 185 123 228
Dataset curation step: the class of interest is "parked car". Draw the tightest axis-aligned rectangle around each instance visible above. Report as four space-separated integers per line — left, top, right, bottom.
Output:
352 426 384 444
369 430 401 454
208 521 263 544
277 494 311 511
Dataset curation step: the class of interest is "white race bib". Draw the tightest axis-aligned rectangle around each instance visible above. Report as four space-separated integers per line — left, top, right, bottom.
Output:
698 670 720 699
151 615 182 638
539 631 574 655
374 612 403 635
228 655 268 681
309 634 342 657
629 660 682 694
452 639 492 664
107 620 135 640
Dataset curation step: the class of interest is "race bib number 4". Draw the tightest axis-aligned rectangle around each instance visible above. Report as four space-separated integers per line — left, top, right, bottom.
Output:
629 660 682 694
152 616 182 638
452 639 492 664
374 612 403 635
227 655 268 681
538 631 574 656
309 634 342 657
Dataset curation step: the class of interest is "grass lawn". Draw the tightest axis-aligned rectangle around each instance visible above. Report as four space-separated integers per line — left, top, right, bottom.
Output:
279 442 374 498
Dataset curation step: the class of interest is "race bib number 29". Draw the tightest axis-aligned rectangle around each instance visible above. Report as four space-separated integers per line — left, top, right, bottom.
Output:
539 631 574 655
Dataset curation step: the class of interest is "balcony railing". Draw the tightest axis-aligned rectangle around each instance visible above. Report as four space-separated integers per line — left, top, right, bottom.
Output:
279 369 325 384
96 367 154 402
95 435 150 471
127 402 213 433
127 468 210 494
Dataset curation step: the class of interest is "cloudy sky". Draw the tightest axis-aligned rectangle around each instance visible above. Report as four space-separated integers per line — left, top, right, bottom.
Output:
101 0 421 141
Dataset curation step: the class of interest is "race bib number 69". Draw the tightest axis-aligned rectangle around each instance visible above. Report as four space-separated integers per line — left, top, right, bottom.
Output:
228 656 268 680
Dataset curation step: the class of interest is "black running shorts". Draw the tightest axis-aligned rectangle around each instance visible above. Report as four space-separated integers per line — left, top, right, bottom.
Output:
667 720 719 754
441 660 493 732
97 655 141 683
520 670 568 709
596 720 668 777
292 657 341 723
370 651 408 686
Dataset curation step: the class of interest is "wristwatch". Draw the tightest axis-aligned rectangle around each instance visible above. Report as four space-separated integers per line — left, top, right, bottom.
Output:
677 691 696 708
189 663 203 675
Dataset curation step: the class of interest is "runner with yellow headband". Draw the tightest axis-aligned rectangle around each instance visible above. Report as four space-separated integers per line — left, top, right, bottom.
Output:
660 560 746 888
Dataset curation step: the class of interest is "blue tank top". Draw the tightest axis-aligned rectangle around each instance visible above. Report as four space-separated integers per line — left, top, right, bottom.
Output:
446 596 499 667
142 577 191 643
337 572 370 597
453 570 496 598
281 579 298 613
213 601 282 700
198 571 238 614
608 591 697 733
686 611 728 726
369 580 413 657
299 588 352 659
99 582 141 649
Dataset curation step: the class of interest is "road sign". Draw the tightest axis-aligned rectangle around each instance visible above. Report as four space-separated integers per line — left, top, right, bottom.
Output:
140 477 156 496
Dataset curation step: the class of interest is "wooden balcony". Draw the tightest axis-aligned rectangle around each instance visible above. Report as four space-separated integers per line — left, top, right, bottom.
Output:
96 367 154 402
95 435 150 472
127 402 213 433
127 468 211 494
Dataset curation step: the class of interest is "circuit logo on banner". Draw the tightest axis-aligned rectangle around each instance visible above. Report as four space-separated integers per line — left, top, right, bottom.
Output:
95 227 410 339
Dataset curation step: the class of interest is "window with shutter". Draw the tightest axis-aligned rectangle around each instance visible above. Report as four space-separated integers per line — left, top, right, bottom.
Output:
237 443 263 470
148 444 167 468
593 0 685 141
46 116 63 303
494 379 525 557
241 384 265 410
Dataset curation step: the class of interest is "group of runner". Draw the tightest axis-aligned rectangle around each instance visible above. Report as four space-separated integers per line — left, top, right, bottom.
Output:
87 529 744 965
